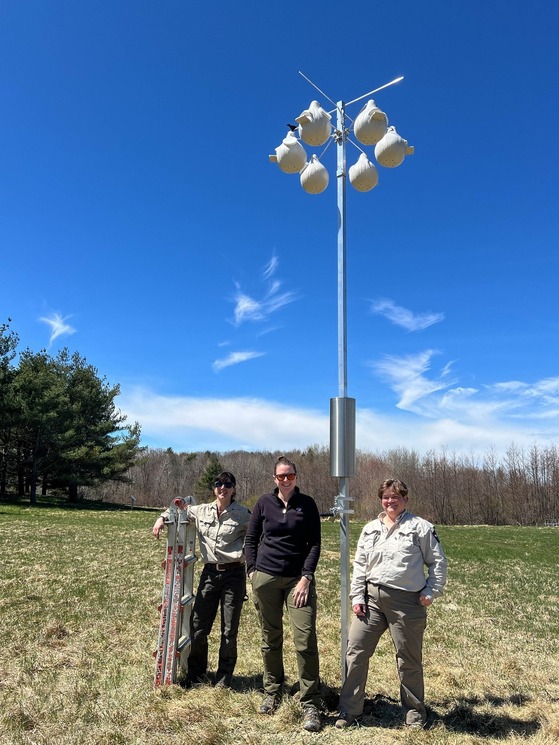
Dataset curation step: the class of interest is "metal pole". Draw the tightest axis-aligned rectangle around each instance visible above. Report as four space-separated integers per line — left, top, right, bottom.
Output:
336 101 351 683
336 101 347 401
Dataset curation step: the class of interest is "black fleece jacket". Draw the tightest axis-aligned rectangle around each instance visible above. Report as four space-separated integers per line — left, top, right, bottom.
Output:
244 487 321 577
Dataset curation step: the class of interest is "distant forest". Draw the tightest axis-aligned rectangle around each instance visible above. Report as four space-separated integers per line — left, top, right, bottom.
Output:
85 444 559 526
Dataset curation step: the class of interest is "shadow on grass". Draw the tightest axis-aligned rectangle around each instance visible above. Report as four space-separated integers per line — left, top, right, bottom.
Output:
436 694 540 738
176 673 265 694
230 674 265 693
0 493 159 512
320 692 541 738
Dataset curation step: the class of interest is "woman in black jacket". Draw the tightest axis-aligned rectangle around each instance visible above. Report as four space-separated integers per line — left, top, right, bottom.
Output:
245 456 321 732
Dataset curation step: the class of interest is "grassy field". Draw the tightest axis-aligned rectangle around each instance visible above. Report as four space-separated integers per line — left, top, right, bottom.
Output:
1 501 558 745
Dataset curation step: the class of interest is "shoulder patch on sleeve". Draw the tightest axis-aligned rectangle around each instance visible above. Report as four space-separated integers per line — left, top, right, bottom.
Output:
432 528 441 544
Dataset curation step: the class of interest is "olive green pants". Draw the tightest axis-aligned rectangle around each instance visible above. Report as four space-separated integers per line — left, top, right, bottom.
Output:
252 570 320 707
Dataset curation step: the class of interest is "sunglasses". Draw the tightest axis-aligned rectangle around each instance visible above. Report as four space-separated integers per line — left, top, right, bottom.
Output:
275 473 296 481
214 480 234 489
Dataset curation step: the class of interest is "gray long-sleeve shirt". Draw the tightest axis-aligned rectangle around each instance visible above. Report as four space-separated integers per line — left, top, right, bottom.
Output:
350 510 447 606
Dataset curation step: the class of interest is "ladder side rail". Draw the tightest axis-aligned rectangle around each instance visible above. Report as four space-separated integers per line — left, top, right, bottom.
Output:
153 503 179 688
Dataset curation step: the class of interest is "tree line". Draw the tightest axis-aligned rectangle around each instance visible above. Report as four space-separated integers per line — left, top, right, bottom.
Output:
86 443 559 526
0 322 141 504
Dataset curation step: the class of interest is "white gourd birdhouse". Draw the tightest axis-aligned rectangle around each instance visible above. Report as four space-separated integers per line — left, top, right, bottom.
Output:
300 155 329 194
269 131 307 174
349 153 379 192
374 126 414 168
295 100 332 146
353 100 388 146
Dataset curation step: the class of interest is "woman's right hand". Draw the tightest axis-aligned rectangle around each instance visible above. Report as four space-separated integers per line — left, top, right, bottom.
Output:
353 603 366 617
152 518 165 539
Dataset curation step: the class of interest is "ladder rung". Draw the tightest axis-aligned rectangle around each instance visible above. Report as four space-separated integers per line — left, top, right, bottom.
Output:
177 635 192 652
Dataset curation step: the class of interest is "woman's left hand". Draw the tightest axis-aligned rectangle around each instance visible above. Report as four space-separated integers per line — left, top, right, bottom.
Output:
419 593 433 607
293 577 311 608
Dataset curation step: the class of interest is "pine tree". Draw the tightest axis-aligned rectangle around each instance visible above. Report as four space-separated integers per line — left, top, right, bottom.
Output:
195 453 224 501
0 321 19 496
10 345 141 503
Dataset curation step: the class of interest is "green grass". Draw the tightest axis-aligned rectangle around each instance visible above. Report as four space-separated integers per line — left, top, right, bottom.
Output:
1 503 558 744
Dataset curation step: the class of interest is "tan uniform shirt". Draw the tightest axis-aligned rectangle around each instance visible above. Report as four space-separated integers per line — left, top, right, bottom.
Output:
350 510 447 606
161 500 250 565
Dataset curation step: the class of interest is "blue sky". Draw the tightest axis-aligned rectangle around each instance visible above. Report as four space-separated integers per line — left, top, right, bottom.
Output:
2 1 559 457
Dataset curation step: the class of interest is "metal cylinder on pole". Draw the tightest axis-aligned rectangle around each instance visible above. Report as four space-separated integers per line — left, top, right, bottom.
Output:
330 397 356 478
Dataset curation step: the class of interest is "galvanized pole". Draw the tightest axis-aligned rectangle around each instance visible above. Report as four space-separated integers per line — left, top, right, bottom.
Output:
337 101 349 684
336 101 347 403
332 100 355 683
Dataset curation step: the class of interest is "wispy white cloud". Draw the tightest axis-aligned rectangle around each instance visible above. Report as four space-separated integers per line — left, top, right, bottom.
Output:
229 252 298 327
212 351 265 372
262 255 279 280
370 349 526 422
486 378 559 417
39 312 76 346
232 280 297 326
256 325 281 338
369 349 559 446
370 298 444 332
233 293 264 325
372 350 455 413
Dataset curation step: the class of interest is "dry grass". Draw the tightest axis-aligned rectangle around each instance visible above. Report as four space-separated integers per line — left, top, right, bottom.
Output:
0 503 558 744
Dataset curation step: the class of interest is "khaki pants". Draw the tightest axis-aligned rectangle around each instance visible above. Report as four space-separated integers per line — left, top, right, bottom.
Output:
252 570 320 707
339 583 427 724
